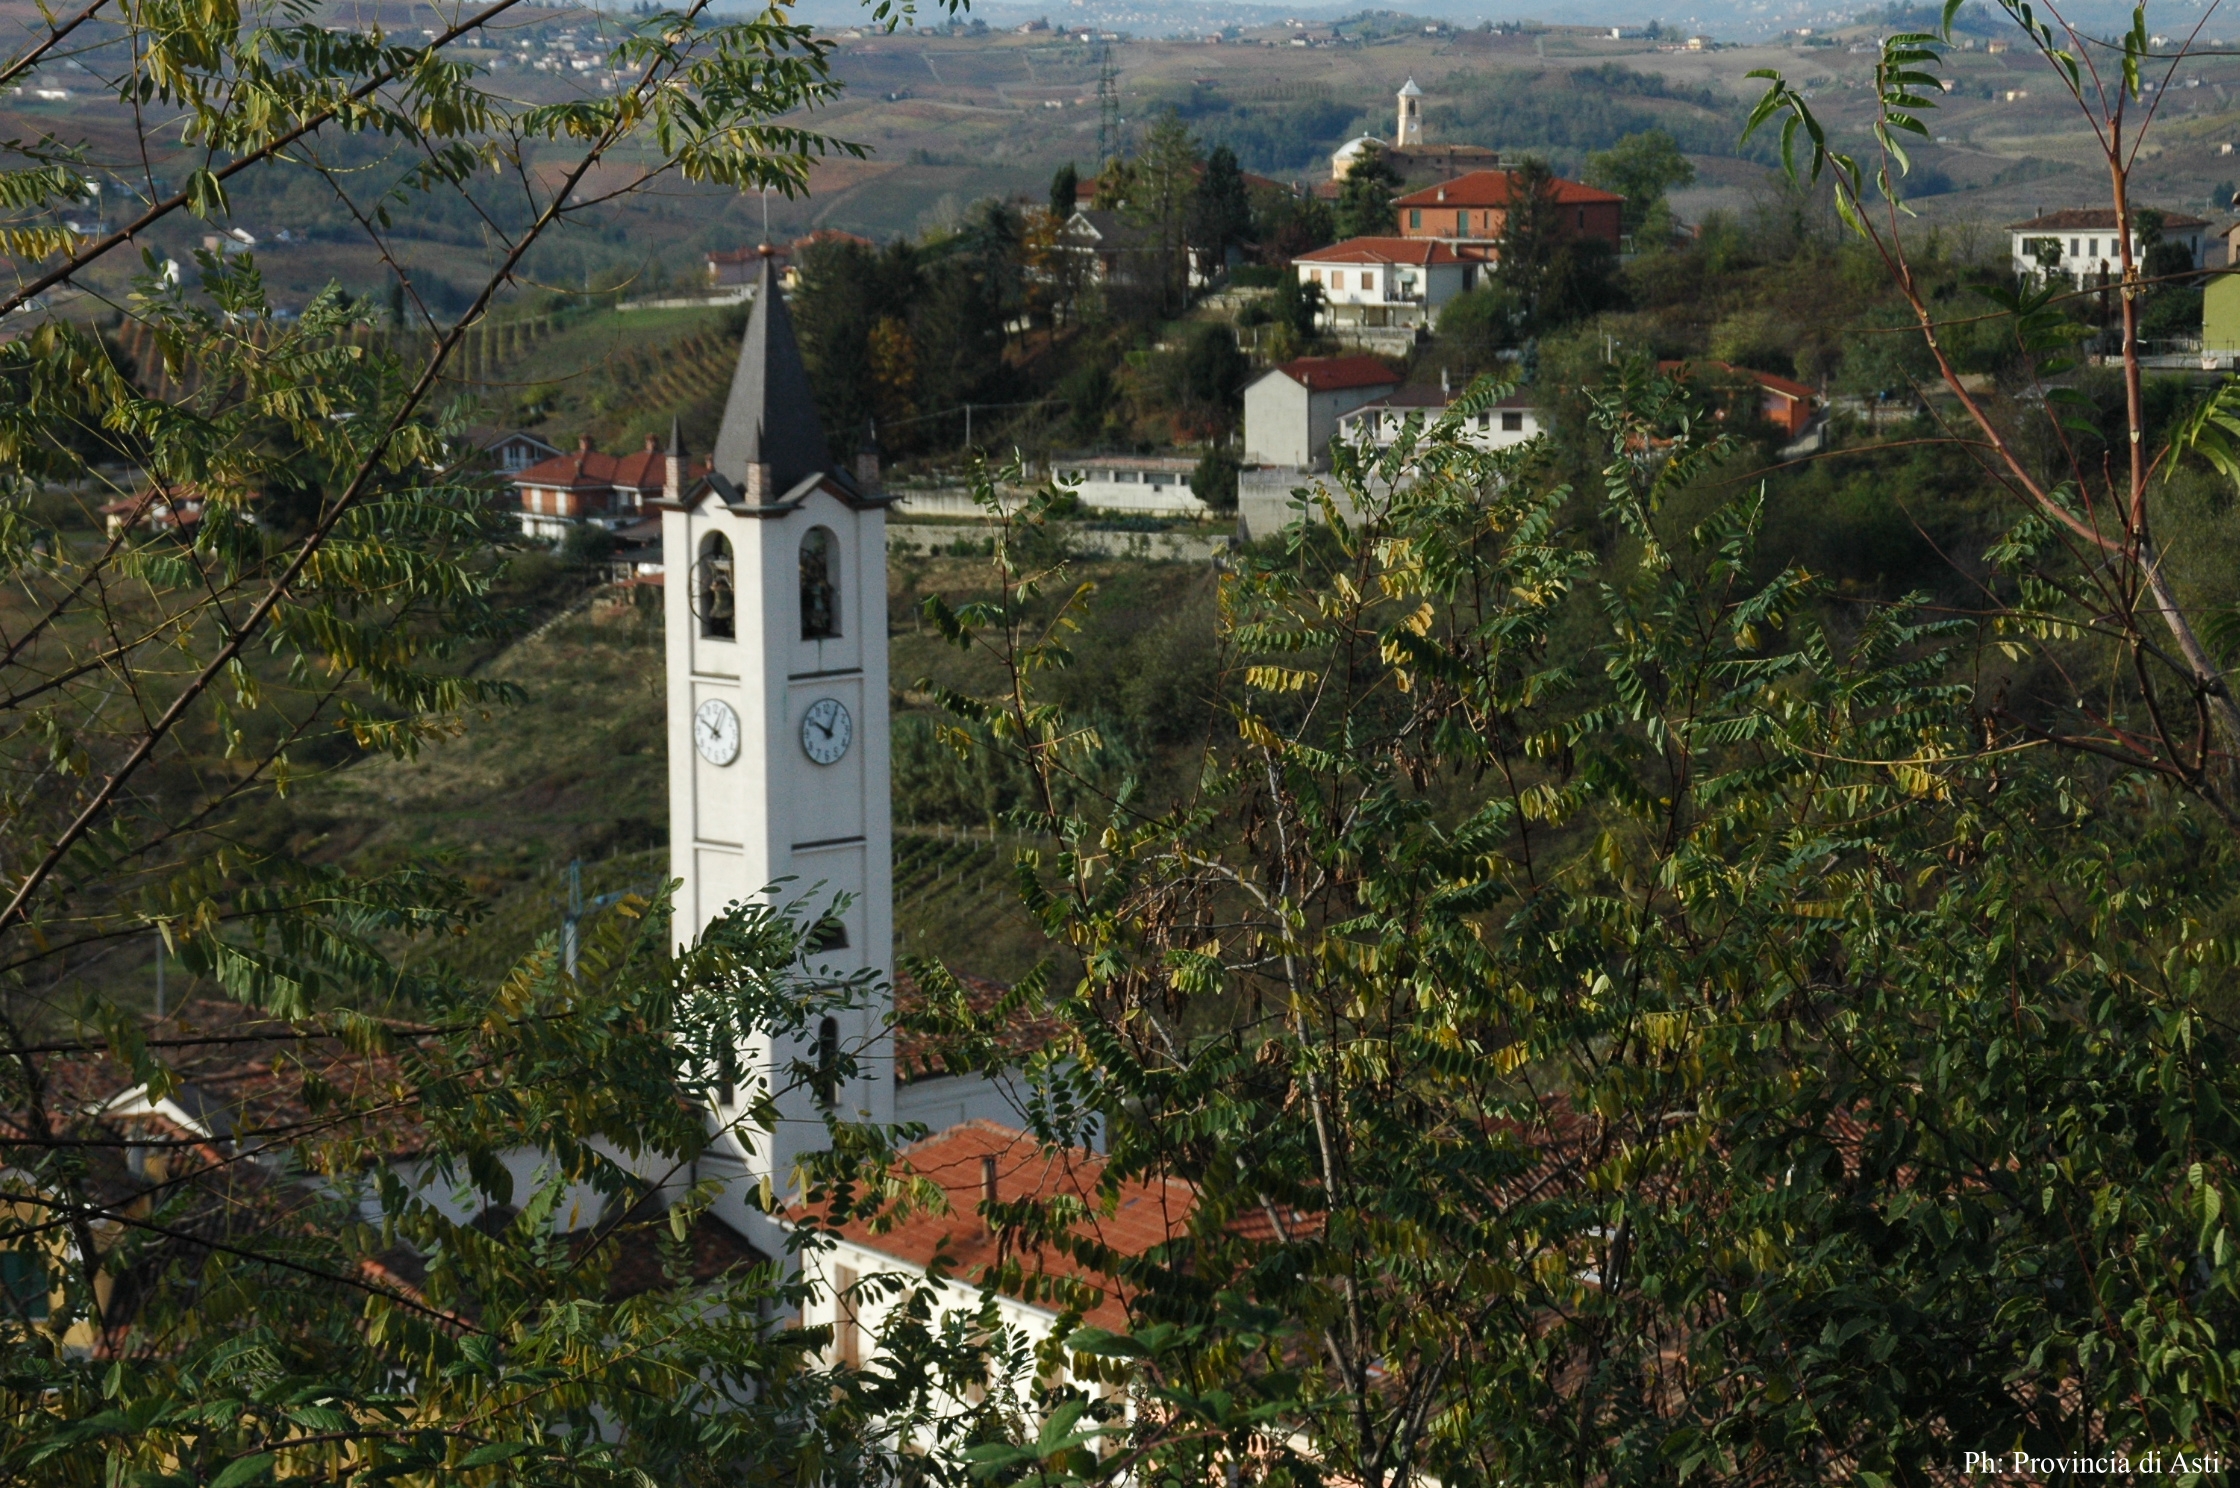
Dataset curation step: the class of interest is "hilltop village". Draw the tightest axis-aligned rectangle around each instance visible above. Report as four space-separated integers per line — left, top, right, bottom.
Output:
17 0 2240 1474
457 69 2232 576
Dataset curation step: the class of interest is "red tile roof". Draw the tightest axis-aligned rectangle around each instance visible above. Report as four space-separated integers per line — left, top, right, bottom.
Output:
1659 359 1816 403
1269 354 1401 394
789 1120 1195 1330
514 435 684 492
10 998 435 1162
891 967 1069 1084
1393 170 1624 210
1295 236 1467 266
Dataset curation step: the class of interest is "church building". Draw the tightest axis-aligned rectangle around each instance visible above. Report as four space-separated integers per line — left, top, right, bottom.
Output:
654 252 1016 1249
1326 79 1503 192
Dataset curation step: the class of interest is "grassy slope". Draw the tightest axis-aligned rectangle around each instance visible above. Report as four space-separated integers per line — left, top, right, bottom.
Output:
277 549 1216 992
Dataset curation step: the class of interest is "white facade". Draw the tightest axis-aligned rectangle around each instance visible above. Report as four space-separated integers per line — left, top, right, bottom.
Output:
1242 362 1400 469
662 480 896 1242
1337 392 1545 452
797 1228 1086 1389
661 260 898 1250
1296 251 1473 331
1053 458 1211 518
2009 219 2206 279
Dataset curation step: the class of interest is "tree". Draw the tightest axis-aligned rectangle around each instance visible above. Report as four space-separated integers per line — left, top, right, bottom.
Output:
1493 158 1565 321
0 0 1019 1474
1746 10 2240 819
3 892 1012 1481
1435 282 1522 369
1051 162 1081 223
1269 273 1325 341
1583 129 1696 234
1165 323 1249 438
1129 114 1207 313
795 235 923 458
1332 143 1402 240
1190 444 1240 511
1187 145 1254 270
1250 181 1335 262
914 369 2240 1484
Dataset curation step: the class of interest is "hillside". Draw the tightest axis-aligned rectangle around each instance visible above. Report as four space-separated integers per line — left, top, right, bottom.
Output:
240 548 1215 998
20 2 2222 332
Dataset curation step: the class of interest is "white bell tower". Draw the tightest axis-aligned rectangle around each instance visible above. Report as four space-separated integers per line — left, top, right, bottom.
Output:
658 253 895 1239
1396 77 1424 147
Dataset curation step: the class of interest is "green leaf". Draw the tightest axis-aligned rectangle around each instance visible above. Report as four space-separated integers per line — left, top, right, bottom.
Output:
209 1454 275 1488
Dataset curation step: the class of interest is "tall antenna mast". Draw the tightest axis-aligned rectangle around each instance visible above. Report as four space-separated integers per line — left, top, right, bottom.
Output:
1095 40 1121 164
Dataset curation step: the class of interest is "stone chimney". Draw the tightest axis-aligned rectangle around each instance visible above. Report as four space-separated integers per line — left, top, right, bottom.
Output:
854 419 882 496
979 1154 998 1226
663 417 687 502
744 461 771 503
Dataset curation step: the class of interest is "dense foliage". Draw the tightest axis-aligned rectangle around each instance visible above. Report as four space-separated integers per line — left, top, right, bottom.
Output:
918 363 2240 1484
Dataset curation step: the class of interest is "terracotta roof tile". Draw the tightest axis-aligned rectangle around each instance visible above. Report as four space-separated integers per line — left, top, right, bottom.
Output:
891 968 1068 1084
1295 236 1467 267
1268 355 1401 393
788 1120 1193 1330
1659 359 1817 404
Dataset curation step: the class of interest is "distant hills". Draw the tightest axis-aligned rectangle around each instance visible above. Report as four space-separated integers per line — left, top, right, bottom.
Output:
787 0 2177 45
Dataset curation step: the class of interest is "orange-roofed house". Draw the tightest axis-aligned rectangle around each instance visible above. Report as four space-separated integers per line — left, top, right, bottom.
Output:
1292 237 1476 344
1659 359 1821 439
1393 170 1626 259
788 1120 1193 1391
1242 354 1402 467
513 427 709 543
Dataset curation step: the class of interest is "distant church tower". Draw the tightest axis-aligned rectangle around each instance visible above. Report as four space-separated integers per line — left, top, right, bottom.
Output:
1396 77 1424 147
657 253 895 1240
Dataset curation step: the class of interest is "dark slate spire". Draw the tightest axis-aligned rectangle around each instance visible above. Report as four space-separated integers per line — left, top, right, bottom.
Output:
711 253 831 499
667 413 687 457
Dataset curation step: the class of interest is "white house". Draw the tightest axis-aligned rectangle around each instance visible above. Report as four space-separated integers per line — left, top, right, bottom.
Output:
1336 383 1546 452
1242 354 1401 469
1292 237 1475 334
1053 456 1210 518
2008 207 2207 281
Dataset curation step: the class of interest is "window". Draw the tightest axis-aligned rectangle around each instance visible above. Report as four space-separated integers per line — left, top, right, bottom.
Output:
1308 268 1323 284
2071 238 2080 255
1577 208 1586 228
806 916 848 952
800 526 840 639
1361 271 1376 291
2 1250 47 1322
1501 411 1525 432
815 1015 841 1108
1408 208 1422 229
1458 209 1468 233
2089 238 2100 256
696 532 735 640
1476 412 1490 430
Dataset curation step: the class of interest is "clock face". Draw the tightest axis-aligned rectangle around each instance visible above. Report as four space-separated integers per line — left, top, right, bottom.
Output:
693 698 740 766
800 697 852 766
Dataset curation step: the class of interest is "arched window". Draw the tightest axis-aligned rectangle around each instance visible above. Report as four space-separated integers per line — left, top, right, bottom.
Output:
814 1016 841 1109
696 532 735 640
800 526 839 640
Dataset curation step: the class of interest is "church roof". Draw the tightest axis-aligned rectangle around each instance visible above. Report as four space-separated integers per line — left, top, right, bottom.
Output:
1398 77 1423 96
711 254 835 499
